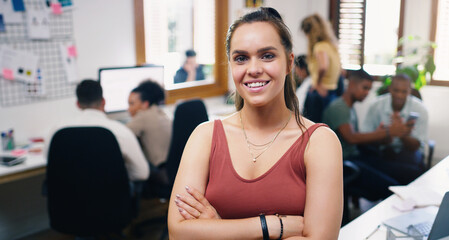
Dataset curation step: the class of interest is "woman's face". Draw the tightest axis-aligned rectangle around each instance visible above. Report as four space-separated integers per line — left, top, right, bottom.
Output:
128 92 146 117
230 22 293 108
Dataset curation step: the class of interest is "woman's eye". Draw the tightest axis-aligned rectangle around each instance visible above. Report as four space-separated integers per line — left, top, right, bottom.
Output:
262 53 275 60
234 55 248 63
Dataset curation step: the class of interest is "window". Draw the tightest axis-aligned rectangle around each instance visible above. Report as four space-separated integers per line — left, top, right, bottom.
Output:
431 0 449 84
331 0 403 76
134 0 228 103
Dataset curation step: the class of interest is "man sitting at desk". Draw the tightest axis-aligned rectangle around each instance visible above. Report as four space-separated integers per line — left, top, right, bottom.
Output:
45 79 149 183
173 49 205 83
362 74 428 184
323 69 400 200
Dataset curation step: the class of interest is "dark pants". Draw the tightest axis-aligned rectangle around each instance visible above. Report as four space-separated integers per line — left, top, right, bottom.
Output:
303 75 344 122
303 89 337 122
359 146 426 185
142 162 170 199
346 155 399 201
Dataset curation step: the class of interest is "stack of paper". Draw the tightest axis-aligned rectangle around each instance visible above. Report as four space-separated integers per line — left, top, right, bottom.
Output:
389 185 443 208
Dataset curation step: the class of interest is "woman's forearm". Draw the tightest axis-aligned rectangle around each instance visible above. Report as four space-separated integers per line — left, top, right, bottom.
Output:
169 215 283 240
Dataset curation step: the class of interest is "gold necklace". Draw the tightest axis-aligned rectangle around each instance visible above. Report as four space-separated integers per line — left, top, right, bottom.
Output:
239 111 291 163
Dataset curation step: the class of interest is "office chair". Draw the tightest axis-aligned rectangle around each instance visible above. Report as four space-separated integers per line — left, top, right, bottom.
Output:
342 160 361 226
166 99 209 188
149 99 208 240
46 127 134 238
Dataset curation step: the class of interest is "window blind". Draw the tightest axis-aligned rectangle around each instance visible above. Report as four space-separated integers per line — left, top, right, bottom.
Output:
337 0 366 70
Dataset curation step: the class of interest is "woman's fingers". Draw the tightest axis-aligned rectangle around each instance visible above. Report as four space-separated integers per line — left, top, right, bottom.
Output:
177 206 195 220
175 194 202 218
185 185 211 207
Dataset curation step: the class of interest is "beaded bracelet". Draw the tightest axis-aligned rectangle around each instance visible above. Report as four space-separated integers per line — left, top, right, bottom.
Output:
276 214 284 240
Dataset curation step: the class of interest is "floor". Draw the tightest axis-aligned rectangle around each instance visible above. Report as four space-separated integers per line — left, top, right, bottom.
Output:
18 198 169 240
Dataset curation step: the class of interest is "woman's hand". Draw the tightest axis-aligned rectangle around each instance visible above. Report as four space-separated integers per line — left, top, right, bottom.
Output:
174 185 221 220
315 84 328 97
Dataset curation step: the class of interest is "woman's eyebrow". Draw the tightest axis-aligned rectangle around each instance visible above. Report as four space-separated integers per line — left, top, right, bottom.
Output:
257 46 277 53
232 46 278 55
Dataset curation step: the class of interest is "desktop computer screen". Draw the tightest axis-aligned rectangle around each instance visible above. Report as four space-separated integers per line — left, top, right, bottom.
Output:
99 65 164 113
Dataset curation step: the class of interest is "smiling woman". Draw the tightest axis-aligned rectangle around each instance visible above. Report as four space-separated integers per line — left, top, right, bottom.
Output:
134 0 228 104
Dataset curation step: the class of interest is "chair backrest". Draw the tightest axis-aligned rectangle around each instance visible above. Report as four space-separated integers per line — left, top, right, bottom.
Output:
166 99 209 186
46 127 133 236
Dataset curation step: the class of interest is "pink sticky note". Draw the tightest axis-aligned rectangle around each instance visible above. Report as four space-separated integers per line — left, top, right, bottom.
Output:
67 45 77 57
51 3 63 15
2 68 14 80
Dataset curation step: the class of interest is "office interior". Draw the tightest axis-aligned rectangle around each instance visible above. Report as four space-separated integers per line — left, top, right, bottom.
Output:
0 0 448 239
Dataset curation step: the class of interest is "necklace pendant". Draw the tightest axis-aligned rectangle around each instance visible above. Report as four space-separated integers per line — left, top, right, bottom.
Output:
253 158 256 163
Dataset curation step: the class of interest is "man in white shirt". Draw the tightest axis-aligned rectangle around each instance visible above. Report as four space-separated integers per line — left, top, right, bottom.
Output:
45 80 149 182
362 74 428 184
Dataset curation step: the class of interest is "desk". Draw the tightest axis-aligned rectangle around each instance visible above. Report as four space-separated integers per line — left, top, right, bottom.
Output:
0 153 46 184
339 156 449 239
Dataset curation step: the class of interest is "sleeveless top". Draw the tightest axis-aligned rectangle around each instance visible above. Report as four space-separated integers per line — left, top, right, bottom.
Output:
204 120 327 219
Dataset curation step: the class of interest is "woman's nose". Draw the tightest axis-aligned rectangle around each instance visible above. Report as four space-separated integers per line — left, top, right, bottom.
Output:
247 60 262 77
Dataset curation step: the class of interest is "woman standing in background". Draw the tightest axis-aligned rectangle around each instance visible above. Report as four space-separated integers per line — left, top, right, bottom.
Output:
301 14 342 122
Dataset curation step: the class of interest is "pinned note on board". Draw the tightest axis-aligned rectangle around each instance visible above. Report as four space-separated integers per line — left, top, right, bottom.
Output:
27 9 51 39
12 0 25 12
2 68 14 80
0 0 23 24
67 45 77 57
0 15 5 33
51 2 62 15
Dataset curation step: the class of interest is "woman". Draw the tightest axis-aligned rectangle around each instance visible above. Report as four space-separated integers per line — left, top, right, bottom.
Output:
168 8 342 239
127 80 172 195
301 14 342 122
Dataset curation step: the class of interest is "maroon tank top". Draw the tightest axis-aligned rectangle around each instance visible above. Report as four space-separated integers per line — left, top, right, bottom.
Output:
204 120 328 219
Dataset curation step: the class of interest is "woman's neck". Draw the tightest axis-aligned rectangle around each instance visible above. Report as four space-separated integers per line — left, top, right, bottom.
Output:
240 100 291 130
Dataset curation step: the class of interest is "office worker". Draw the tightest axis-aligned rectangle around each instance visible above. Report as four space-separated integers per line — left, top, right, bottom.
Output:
127 80 172 196
362 74 428 184
322 69 400 200
127 80 172 169
168 7 342 239
301 14 342 122
44 80 149 182
173 49 205 83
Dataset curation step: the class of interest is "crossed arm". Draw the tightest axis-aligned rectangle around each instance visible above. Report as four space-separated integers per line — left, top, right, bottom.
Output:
167 122 343 239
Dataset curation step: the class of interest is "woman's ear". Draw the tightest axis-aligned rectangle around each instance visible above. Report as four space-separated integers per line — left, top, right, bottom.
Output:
286 52 295 74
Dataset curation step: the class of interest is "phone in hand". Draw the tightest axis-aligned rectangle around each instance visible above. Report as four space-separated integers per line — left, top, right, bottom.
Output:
406 112 419 126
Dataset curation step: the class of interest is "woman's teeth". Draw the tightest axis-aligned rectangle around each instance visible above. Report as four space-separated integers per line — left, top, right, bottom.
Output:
246 82 267 88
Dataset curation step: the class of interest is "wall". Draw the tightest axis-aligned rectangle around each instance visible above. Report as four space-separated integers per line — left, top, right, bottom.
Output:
0 0 136 143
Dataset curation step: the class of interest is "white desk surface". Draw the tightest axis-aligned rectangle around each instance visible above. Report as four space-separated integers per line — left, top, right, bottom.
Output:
339 155 449 239
0 153 46 183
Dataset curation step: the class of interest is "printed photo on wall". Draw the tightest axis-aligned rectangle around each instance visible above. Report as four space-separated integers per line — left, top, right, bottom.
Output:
245 0 264 8
26 9 51 39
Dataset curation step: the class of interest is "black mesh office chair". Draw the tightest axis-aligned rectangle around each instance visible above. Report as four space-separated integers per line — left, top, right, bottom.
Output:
46 127 134 238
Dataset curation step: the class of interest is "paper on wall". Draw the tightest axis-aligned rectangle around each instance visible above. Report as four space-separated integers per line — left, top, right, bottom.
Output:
0 0 23 24
0 46 39 83
59 43 78 83
26 9 51 40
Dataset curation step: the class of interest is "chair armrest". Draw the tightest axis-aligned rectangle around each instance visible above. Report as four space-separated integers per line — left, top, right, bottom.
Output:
343 160 361 186
427 140 435 170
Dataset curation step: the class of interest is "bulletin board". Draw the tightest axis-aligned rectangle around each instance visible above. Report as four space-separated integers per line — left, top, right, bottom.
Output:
0 0 76 108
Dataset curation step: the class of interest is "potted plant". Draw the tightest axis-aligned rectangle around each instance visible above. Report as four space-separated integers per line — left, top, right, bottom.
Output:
377 36 437 98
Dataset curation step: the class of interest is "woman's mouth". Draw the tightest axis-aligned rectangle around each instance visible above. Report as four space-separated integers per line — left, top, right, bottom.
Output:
244 81 269 88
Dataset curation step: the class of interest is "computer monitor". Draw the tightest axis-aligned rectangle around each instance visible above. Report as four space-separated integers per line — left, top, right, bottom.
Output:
99 65 164 113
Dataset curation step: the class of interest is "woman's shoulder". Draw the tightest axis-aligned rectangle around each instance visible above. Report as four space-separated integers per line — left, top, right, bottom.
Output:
302 117 338 140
